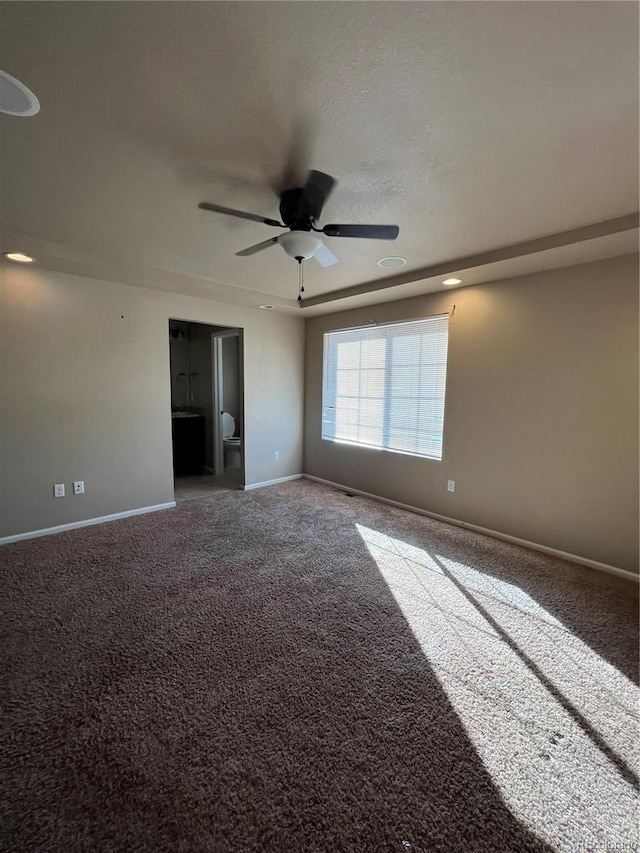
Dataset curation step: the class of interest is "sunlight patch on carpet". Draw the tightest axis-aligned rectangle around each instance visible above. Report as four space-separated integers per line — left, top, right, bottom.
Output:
355 523 640 853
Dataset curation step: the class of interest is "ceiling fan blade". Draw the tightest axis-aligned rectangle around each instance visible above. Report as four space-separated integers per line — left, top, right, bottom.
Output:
314 241 339 267
299 170 337 222
199 202 283 227
306 170 336 202
322 224 399 240
235 237 279 257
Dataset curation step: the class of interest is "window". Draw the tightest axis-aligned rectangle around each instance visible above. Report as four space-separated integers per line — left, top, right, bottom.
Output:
322 314 449 460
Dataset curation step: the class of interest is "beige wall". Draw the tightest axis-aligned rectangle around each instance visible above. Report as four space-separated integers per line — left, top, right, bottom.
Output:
0 265 304 537
304 254 639 574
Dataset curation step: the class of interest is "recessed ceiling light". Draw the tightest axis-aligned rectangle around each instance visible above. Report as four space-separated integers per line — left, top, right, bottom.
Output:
0 69 40 116
3 252 35 263
259 304 273 310
377 256 407 269
442 277 462 286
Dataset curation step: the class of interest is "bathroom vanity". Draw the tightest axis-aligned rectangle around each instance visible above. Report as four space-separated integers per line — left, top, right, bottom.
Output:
171 412 205 475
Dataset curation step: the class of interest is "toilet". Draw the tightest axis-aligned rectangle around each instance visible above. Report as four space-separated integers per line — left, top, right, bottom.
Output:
222 412 241 468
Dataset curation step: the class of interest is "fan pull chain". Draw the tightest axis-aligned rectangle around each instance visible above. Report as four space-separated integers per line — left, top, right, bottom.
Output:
297 257 305 302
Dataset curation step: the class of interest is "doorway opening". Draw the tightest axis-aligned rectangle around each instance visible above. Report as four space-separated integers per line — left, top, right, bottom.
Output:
169 319 244 502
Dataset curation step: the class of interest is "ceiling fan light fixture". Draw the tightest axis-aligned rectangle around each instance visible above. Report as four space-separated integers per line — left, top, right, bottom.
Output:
377 256 407 268
278 230 322 261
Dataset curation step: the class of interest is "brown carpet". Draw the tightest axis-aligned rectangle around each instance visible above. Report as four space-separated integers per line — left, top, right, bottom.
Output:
1 480 638 852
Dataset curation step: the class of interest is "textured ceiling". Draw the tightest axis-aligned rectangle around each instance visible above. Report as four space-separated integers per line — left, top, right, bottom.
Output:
0 1 638 312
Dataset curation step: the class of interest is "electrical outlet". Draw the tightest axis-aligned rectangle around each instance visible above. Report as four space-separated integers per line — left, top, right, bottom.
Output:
73 480 85 495
274 451 280 461
447 480 455 492
54 484 65 498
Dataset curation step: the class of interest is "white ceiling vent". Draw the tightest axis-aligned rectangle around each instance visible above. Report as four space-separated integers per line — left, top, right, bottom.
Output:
0 69 40 116
377 257 407 269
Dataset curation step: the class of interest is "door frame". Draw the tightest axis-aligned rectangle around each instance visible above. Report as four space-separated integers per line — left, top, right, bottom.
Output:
211 328 244 478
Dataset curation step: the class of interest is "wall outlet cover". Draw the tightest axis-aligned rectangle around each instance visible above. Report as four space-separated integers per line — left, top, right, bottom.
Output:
73 481 85 495
54 484 65 498
447 480 455 492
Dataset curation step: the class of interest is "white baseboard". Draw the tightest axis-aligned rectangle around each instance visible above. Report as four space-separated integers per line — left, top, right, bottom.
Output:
0 502 177 546
243 474 303 491
303 475 639 583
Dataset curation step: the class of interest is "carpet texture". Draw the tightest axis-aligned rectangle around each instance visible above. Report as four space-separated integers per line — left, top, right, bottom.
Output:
1 480 638 852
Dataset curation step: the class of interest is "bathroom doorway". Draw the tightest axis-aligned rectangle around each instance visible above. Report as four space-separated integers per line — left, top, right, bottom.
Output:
169 319 244 502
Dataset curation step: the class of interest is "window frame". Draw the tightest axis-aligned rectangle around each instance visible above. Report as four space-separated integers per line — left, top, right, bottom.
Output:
321 313 450 462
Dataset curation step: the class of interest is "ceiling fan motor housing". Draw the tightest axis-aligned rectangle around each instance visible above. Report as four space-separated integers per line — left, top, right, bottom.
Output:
279 187 322 229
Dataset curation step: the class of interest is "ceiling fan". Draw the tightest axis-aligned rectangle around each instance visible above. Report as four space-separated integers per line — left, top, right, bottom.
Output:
198 170 399 271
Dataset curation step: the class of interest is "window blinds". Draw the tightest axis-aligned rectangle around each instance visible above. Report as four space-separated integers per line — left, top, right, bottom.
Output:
322 314 449 460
